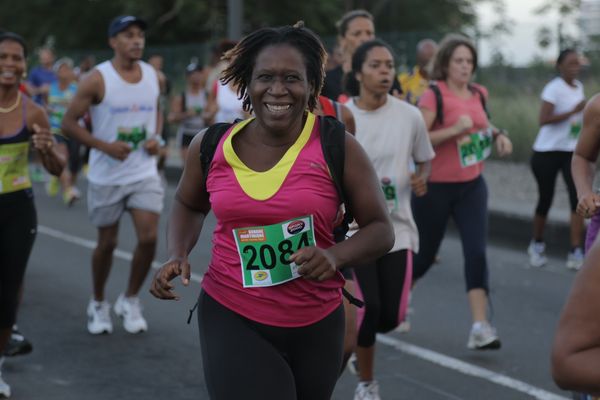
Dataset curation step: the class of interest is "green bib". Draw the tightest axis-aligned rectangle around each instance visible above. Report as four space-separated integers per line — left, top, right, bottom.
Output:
381 177 398 213
233 216 316 288
457 129 493 168
116 126 147 150
0 142 31 194
570 121 581 139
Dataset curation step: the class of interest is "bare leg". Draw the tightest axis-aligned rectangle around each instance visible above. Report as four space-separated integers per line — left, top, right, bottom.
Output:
570 212 585 249
92 223 119 301
532 214 547 242
468 288 487 322
356 345 375 382
126 209 159 297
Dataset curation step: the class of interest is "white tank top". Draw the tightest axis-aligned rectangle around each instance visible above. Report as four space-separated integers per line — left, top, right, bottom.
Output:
214 82 245 123
178 89 207 137
88 60 160 185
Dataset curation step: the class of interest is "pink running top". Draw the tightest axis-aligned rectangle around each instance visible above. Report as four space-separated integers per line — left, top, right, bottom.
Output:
202 113 345 327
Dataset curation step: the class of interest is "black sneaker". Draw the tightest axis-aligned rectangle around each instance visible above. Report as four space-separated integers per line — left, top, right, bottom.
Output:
4 326 33 357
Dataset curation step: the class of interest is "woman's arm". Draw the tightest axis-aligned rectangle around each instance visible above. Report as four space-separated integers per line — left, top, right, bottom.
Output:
539 99 585 126
572 95 600 218
28 102 65 176
167 93 193 124
292 133 394 281
552 239 600 394
420 107 473 146
150 129 211 300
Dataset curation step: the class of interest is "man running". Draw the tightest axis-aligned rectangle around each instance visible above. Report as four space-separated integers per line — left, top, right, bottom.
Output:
399 39 438 105
62 15 164 335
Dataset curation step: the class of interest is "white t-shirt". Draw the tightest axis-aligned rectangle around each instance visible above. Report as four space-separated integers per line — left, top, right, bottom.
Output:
533 77 584 152
89 61 160 185
346 95 435 253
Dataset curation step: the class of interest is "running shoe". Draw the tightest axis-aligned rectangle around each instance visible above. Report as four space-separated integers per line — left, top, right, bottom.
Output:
45 176 59 197
527 240 547 268
354 381 380 400
87 299 113 335
467 321 501 350
113 294 148 334
0 358 10 398
347 353 359 375
3 326 33 357
566 248 584 271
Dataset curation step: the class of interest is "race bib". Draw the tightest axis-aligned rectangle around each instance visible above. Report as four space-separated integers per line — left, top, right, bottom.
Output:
570 121 582 139
381 177 398 213
457 129 493 168
0 142 31 194
116 126 147 150
233 216 315 288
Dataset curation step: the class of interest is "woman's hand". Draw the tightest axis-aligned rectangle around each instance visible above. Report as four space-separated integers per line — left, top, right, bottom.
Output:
31 123 56 154
291 247 338 282
150 258 191 300
577 192 600 218
495 133 512 157
453 115 473 135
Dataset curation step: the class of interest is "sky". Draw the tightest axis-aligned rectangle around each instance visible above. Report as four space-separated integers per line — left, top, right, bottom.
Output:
475 0 564 66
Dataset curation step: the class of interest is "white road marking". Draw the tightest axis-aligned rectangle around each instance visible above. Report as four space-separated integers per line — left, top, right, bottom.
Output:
38 224 568 400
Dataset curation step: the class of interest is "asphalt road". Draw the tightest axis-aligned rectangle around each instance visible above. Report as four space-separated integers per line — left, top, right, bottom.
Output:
3 180 578 400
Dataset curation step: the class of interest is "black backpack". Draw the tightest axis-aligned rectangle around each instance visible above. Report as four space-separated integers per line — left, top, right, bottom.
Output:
429 82 490 126
199 115 353 238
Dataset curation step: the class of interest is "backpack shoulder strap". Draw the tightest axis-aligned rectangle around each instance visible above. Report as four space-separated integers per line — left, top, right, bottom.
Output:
429 82 444 126
468 84 491 120
181 90 186 111
319 115 353 235
199 122 233 185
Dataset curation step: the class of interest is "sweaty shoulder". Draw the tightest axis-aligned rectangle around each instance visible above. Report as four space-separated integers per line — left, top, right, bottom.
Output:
586 93 600 114
78 69 104 103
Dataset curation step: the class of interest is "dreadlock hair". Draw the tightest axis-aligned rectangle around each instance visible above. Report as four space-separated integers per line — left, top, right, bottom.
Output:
220 21 327 112
0 32 28 57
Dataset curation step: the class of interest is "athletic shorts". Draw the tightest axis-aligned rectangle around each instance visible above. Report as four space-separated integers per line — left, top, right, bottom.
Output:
87 175 164 227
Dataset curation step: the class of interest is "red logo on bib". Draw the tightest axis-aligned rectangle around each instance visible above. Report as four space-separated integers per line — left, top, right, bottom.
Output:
287 220 305 235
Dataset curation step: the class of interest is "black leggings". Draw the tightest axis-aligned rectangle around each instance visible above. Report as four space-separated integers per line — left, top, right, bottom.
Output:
198 291 344 400
412 175 489 292
530 151 578 216
353 250 411 347
0 192 37 328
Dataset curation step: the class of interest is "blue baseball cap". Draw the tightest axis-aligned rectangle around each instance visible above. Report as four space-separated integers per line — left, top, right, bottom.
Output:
108 15 147 37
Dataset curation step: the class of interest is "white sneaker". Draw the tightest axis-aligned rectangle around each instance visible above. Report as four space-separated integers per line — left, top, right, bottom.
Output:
87 299 113 335
347 353 359 375
527 240 547 267
114 294 148 334
354 381 381 400
566 248 584 271
467 321 501 350
0 358 11 398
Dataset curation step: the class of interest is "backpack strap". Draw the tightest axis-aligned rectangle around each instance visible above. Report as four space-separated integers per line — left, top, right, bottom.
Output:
334 100 343 121
319 115 353 236
429 82 444 126
181 90 186 111
199 122 234 187
468 84 491 120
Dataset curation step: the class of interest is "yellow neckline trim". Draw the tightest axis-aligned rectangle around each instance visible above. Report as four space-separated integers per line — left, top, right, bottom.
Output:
223 112 315 201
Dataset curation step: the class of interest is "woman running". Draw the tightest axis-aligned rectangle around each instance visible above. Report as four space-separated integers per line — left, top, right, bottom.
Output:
412 34 512 351
528 49 586 270
150 23 393 400
0 32 65 398
345 39 434 400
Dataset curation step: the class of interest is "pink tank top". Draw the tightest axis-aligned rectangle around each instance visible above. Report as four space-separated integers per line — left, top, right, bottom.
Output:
202 113 344 327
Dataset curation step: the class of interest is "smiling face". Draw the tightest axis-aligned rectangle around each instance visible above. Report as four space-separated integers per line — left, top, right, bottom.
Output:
248 44 310 133
110 25 145 61
356 46 395 96
558 52 581 82
446 45 474 85
0 40 26 88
